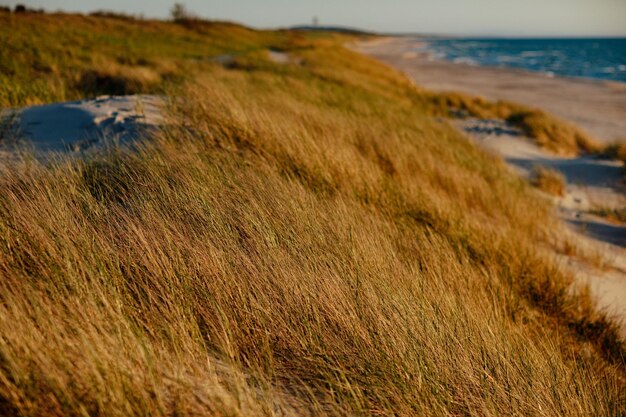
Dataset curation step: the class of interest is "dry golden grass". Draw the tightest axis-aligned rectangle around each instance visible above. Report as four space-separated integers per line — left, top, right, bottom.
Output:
0 12 625 417
531 166 567 196
77 61 163 95
604 142 626 159
424 91 602 156
0 10 288 106
590 207 626 224
602 142 626 171
507 110 602 156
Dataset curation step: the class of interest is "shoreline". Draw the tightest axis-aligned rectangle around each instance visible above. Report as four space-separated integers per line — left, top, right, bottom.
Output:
356 36 626 336
383 35 626 87
418 40 626 87
355 37 626 142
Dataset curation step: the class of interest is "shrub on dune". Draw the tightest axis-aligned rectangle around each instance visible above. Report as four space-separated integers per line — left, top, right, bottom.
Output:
531 165 567 196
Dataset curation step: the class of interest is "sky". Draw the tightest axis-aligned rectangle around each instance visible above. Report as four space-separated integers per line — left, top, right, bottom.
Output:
4 0 626 37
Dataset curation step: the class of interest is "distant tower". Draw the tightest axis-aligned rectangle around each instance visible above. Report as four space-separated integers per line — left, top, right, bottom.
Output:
313 16 319 27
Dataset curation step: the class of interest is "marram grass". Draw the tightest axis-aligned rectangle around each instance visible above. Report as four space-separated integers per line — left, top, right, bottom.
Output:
0 10 624 417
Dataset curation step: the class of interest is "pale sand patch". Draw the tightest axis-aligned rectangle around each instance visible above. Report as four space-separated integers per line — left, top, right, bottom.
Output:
355 37 626 142
1 95 164 153
268 50 290 64
267 49 303 66
210 54 235 65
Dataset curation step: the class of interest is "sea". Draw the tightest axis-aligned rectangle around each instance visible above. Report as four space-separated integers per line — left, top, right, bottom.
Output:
421 38 626 83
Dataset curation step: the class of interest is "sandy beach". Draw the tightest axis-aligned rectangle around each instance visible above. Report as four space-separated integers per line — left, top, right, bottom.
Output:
356 37 626 334
355 37 626 143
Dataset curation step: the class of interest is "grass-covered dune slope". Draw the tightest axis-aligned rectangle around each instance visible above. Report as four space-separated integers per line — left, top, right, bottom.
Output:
0 11 625 416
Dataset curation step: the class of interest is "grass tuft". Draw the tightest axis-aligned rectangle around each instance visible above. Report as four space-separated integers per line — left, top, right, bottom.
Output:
531 166 567 196
77 64 162 96
423 91 602 156
590 207 626 224
601 142 626 166
507 110 601 155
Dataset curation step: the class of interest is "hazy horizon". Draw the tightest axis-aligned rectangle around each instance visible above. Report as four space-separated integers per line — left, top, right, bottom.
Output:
2 0 626 37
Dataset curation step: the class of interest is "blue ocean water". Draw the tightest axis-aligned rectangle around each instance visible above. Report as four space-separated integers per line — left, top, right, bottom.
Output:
422 38 626 83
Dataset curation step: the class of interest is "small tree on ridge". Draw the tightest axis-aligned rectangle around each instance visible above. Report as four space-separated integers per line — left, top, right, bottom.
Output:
170 3 189 22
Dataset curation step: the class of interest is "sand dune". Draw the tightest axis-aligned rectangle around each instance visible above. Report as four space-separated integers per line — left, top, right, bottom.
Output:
268 49 290 64
356 37 626 335
458 118 625 240
457 117 626 334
